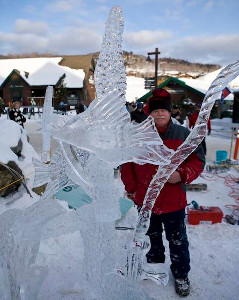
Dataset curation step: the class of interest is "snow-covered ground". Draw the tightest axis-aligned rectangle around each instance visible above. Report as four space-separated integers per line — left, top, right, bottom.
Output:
0 113 239 299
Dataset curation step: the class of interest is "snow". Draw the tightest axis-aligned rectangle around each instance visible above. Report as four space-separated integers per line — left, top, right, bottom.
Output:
0 119 22 148
126 76 148 103
0 57 84 88
0 113 239 299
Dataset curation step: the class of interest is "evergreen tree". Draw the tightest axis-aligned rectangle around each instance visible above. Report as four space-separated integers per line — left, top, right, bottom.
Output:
56 79 68 105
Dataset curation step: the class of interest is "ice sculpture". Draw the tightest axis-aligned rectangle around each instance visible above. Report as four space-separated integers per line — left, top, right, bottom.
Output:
127 61 239 281
41 86 53 163
52 92 173 165
0 197 66 299
94 3 126 102
34 142 94 201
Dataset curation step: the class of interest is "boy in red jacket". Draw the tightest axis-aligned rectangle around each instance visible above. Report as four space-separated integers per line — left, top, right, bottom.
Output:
121 88 205 297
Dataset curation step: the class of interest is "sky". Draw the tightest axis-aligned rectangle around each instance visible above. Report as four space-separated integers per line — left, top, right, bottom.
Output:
0 0 239 66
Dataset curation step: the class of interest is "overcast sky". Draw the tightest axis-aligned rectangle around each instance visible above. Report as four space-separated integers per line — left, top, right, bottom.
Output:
0 0 238 66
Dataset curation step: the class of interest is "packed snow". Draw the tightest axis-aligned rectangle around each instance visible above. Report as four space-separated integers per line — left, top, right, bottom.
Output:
0 111 238 299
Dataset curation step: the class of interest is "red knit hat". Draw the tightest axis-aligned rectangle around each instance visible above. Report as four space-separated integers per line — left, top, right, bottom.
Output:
148 88 171 113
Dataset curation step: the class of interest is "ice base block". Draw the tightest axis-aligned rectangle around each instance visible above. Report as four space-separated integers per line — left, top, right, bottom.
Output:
187 206 223 225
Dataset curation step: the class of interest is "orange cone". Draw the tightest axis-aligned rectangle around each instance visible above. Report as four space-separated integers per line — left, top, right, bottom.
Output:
233 126 239 160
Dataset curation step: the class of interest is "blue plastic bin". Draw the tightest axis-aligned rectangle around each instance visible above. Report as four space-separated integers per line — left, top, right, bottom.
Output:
216 150 227 164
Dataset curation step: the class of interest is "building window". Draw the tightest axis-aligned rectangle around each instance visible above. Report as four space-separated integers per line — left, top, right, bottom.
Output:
10 78 23 102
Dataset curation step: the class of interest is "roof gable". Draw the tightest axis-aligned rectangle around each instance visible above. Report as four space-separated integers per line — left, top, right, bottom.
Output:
1 69 29 88
138 77 205 102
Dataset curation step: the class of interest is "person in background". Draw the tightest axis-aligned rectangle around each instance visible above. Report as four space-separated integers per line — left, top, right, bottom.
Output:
143 98 150 116
9 101 26 128
171 104 184 124
0 97 5 117
76 102 85 114
59 101 67 115
28 98 36 119
121 88 205 297
189 103 211 155
130 102 147 123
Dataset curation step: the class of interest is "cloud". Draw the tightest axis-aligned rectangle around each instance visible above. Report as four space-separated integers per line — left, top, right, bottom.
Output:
0 25 102 55
124 30 173 50
46 0 84 13
203 0 214 12
0 32 48 54
48 27 102 54
14 19 48 36
23 5 37 14
160 34 239 65
186 0 201 7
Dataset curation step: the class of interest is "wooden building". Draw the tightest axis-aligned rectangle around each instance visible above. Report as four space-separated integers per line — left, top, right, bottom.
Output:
0 57 85 107
138 77 204 104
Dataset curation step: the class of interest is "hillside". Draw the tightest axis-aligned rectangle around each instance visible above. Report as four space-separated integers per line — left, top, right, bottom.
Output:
1 52 220 79
123 52 220 78
59 52 220 79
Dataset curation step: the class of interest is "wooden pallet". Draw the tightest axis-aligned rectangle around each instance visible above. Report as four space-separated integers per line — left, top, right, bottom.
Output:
185 183 207 191
232 165 239 172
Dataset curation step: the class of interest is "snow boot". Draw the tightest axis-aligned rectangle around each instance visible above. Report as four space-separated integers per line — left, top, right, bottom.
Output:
225 214 237 225
175 277 190 297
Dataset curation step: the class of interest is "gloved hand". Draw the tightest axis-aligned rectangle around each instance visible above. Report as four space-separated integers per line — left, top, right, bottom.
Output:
208 129 211 135
127 192 135 201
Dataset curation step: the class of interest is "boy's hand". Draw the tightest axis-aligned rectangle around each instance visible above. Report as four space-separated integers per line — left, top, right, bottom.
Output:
168 171 181 184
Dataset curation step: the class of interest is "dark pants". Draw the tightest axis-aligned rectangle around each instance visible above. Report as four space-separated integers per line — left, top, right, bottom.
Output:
146 209 190 279
201 138 207 155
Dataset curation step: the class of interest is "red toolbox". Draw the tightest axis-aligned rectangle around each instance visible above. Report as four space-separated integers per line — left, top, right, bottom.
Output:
187 206 223 225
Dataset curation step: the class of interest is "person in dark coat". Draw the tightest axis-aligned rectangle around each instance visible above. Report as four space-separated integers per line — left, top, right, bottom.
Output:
189 103 211 155
76 102 85 114
0 97 5 117
9 101 26 128
121 88 205 297
130 102 147 123
171 104 184 124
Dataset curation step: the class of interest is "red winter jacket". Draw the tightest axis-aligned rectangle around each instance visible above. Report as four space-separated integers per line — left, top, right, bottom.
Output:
189 111 211 131
121 121 205 215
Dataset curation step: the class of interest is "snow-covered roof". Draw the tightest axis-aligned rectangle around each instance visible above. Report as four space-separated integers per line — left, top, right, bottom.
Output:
0 57 85 88
181 67 239 100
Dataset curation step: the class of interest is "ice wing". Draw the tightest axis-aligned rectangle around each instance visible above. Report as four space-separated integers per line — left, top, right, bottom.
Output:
33 141 93 200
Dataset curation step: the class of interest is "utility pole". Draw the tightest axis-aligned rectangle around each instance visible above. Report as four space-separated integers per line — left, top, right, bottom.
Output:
147 48 160 89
